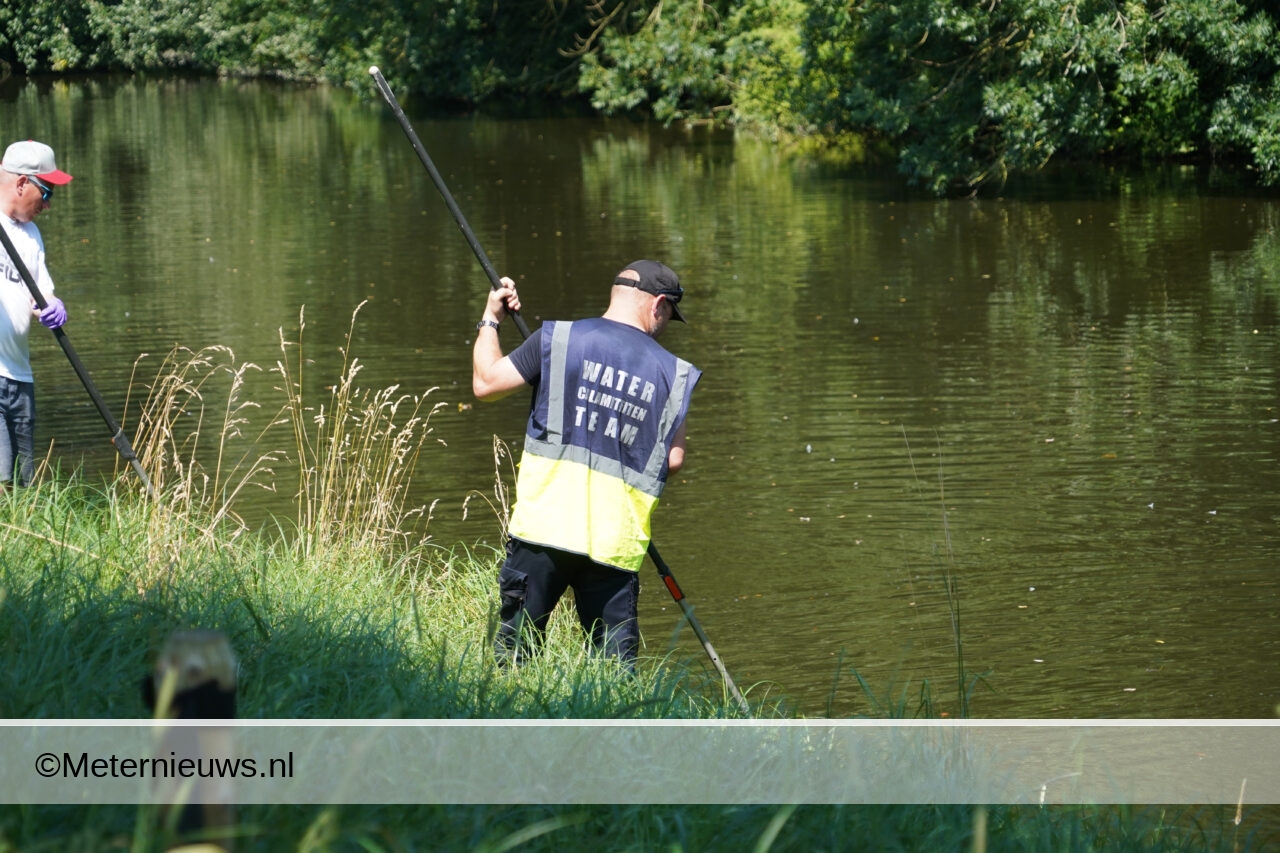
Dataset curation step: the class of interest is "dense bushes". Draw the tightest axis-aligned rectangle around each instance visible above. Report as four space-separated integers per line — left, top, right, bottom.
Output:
2 0 592 96
4 0 1280 195
795 0 1280 194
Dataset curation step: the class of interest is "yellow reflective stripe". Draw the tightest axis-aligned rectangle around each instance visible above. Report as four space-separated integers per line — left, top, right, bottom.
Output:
508 454 656 572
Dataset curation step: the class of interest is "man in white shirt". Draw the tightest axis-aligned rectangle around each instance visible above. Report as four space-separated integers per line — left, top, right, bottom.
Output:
0 140 72 486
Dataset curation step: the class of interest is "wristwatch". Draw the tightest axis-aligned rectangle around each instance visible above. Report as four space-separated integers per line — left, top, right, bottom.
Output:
476 319 501 332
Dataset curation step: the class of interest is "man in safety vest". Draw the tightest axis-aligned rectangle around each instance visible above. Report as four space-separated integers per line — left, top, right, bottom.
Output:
472 260 701 666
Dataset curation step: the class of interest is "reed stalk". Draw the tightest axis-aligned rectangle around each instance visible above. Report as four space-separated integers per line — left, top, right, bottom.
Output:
273 303 445 560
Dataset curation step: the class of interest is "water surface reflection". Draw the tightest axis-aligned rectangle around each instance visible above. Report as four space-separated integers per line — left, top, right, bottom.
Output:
3 76 1276 718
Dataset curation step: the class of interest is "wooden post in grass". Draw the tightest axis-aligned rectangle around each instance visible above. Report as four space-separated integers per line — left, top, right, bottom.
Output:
143 629 238 852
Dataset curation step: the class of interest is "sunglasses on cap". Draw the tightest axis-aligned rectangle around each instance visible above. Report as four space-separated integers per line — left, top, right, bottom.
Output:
26 175 53 203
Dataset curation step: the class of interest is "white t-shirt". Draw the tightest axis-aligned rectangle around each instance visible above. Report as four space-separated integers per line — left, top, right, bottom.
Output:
0 215 55 383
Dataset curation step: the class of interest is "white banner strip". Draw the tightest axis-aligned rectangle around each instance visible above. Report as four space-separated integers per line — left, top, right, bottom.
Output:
3 720 1275 805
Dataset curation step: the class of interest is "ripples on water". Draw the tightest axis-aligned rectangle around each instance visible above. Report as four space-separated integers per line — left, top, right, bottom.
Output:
9 77 1277 718
665 272 1277 717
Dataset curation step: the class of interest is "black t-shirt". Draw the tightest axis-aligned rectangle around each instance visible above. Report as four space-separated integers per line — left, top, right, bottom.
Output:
509 327 543 384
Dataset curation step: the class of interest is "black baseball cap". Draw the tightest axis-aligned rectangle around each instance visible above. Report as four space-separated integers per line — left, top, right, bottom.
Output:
614 259 685 322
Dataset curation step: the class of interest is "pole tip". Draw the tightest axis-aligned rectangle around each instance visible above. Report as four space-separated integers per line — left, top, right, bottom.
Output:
369 65 380 76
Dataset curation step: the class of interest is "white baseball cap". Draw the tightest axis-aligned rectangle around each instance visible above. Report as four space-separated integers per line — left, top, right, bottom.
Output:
2 140 73 184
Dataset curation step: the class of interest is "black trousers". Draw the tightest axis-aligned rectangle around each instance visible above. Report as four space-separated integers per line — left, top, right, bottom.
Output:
495 537 640 665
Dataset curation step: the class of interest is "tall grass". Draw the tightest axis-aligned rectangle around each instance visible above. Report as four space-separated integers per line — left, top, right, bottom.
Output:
274 303 446 559
128 343 281 530
0 475 730 721
127 303 446 567
463 435 519 539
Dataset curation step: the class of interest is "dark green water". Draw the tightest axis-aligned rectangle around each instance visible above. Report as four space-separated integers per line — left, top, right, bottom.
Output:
4 74 1277 718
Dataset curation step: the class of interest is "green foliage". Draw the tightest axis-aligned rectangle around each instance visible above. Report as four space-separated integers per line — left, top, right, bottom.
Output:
798 0 1280 194
578 0 734 123
0 0 95 71
4 800 1266 852
302 0 604 101
7 0 592 100
6 1 1280 192
85 0 210 70
574 0 810 129
722 0 807 133
314 0 497 99
0 473 736 720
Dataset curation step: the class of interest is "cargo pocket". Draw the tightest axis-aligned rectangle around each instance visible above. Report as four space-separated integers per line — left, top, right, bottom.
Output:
494 564 531 666
497 565 528 624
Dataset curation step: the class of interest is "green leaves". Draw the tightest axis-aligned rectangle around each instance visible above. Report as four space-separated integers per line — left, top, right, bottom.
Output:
0 0 93 71
5 1 1280 194
578 1 736 123
799 0 1280 193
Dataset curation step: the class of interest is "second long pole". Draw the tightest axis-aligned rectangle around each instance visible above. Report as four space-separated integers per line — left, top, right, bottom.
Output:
0 225 155 498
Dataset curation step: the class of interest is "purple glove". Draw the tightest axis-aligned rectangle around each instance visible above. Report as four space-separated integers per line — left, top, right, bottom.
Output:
39 296 66 329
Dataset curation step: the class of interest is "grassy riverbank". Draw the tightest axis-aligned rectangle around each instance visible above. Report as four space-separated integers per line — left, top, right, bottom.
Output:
1 476 1272 851
0 472 731 721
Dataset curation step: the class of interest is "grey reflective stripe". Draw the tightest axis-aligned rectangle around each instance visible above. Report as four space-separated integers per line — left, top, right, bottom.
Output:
522 437 666 497
543 321 573 441
642 357 694 480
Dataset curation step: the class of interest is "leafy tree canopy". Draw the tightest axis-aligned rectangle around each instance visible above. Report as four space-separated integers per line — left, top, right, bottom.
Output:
3 0 1279 194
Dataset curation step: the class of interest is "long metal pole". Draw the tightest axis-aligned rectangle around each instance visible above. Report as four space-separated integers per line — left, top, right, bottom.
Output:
370 66 749 714
368 67 531 339
0 224 155 498
647 542 750 713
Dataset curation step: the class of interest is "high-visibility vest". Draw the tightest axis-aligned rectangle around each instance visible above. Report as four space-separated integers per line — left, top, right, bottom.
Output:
508 318 701 571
